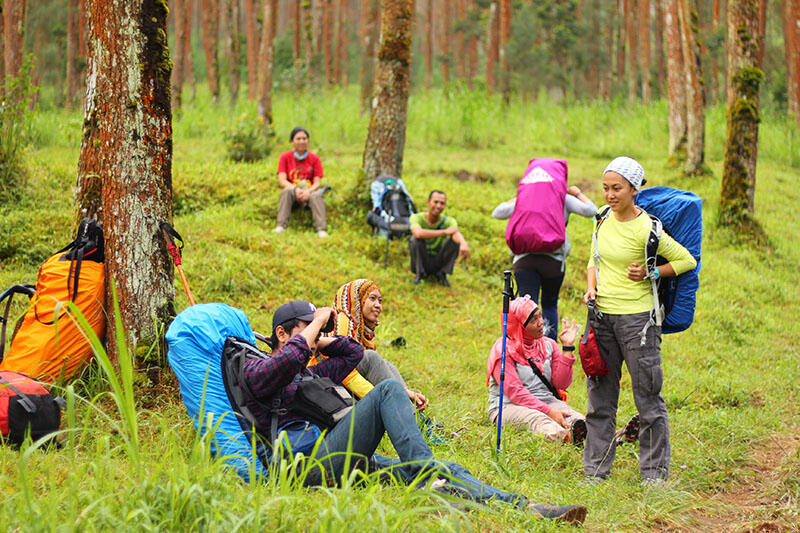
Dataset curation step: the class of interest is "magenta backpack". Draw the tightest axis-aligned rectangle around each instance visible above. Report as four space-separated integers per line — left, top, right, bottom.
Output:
505 158 568 254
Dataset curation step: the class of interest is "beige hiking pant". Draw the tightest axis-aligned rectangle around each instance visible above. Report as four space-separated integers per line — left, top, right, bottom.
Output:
276 187 327 231
489 400 585 442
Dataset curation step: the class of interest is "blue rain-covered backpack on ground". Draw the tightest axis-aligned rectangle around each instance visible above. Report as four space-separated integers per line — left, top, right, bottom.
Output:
166 303 268 482
636 186 702 334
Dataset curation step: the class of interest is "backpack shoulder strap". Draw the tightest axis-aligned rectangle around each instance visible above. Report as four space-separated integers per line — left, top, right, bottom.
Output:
524 356 561 400
644 213 664 331
591 207 612 283
0 285 35 362
434 215 448 230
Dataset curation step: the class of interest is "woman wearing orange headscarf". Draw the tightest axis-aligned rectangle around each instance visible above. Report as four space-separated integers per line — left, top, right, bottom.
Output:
486 295 585 444
311 279 427 410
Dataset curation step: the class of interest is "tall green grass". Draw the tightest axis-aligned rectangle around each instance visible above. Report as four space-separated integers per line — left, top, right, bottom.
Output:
1 86 798 531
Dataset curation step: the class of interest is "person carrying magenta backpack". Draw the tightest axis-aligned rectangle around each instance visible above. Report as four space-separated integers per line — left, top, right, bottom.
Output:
274 127 328 238
583 157 697 484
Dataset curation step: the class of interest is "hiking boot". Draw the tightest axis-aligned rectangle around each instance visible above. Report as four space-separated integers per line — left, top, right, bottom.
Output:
436 272 451 287
413 274 423 285
614 414 640 446
317 230 328 238
567 418 587 447
528 504 588 525
273 226 286 234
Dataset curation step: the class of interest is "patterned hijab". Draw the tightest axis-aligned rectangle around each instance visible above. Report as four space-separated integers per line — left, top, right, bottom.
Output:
486 295 549 385
332 279 381 350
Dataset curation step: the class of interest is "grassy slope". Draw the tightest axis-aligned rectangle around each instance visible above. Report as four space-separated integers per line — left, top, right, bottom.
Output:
1 87 798 531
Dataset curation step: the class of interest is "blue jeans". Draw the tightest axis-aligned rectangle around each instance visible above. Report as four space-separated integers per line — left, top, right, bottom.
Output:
307 380 527 508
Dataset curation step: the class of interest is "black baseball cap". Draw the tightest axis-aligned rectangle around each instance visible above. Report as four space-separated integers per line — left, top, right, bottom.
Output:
271 300 318 334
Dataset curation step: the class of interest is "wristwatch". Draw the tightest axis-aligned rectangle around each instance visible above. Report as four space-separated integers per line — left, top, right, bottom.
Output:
649 268 661 281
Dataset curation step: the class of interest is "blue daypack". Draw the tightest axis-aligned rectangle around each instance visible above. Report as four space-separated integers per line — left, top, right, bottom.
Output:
166 303 268 482
636 186 702 334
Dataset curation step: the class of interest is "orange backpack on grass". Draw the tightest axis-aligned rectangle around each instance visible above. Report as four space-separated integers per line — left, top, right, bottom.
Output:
0 219 106 383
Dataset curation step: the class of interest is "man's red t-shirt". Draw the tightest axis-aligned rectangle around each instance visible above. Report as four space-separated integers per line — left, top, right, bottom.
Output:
277 151 324 186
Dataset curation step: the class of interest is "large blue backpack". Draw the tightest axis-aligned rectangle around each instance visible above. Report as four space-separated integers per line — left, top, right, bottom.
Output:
166 303 268 482
636 186 702 334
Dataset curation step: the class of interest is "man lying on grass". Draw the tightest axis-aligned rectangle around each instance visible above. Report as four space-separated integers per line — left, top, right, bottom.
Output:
238 300 587 524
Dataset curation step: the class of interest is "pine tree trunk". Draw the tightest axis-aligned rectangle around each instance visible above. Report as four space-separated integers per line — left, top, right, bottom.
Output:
665 0 687 157
639 0 652 103
626 0 638 105
486 1 498 93
228 0 241 105
784 0 800 126
720 0 763 225
498 0 510 102
3 0 26 95
257 0 276 124
293 0 301 66
172 0 186 110
677 0 705 174
184 0 196 98
244 0 258 99
456 0 466 80
360 0 380 110
201 0 220 100
323 0 333 86
756 0 767 66
304 1 314 86
440 0 451 85
655 0 666 97
362 0 413 184
66 0 80 111
424 0 433 88
76 0 175 358
337 0 348 86
617 0 626 80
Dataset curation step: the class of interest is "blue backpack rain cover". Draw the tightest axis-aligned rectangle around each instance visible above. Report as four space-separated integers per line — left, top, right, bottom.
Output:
166 303 267 482
636 187 702 334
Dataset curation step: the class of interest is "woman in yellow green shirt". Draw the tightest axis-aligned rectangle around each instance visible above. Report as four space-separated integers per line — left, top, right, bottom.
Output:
582 157 697 484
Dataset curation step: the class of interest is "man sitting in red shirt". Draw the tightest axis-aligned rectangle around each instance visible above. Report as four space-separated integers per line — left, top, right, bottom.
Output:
275 127 328 238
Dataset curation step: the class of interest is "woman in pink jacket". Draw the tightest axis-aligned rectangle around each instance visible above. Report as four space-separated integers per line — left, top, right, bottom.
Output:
486 295 586 445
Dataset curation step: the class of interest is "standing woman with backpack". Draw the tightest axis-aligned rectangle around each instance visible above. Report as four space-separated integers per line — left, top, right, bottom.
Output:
582 157 697 484
493 169 597 340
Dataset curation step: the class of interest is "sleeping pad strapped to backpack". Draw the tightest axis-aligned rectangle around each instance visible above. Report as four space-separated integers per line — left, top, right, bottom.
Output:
0 219 105 382
166 303 269 482
635 187 702 334
505 158 568 255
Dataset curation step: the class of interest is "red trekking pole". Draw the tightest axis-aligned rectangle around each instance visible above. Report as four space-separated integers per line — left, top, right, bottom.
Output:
160 222 196 306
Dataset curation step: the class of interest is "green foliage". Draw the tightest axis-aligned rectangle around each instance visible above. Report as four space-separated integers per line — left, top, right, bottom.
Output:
0 60 37 203
223 114 274 162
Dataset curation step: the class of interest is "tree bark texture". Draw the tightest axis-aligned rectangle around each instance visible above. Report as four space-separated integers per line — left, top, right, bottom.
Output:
617 0 626 79
360 0 380 110
362 0 413 184
784 0 800 125
304 1 314 86
243 0 258 99
257 0 276 124
66 0 81 111
337 0 348 85
201 0 220 100
76 0 175 357
720 0 763 223
756 0 767 66
665 0 687 157
183 0 196 96
498 0 510 101
323 0 333 85
677 0 705 174
3 0 26 92
227 0 241 105
486 1 498 93
639 0 652 103
456 0 466 80
293 0 301 64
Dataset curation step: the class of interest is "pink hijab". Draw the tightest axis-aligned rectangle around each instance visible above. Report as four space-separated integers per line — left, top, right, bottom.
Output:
486 295 550 384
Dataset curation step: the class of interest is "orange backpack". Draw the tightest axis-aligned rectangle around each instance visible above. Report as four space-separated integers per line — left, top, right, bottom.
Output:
0 219 106 383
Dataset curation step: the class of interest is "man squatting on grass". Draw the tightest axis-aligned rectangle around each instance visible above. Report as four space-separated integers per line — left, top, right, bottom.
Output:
408 190 470 287
239 300 587 524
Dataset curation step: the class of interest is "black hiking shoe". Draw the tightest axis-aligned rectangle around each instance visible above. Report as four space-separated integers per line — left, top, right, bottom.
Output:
614 414 640 446
568 418 587 447
413 274 423 285
529 504 588 525
436 272 451 287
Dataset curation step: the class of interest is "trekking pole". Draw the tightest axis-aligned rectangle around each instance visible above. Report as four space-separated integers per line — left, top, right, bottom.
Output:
160 222 196 306
495 270 513 455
